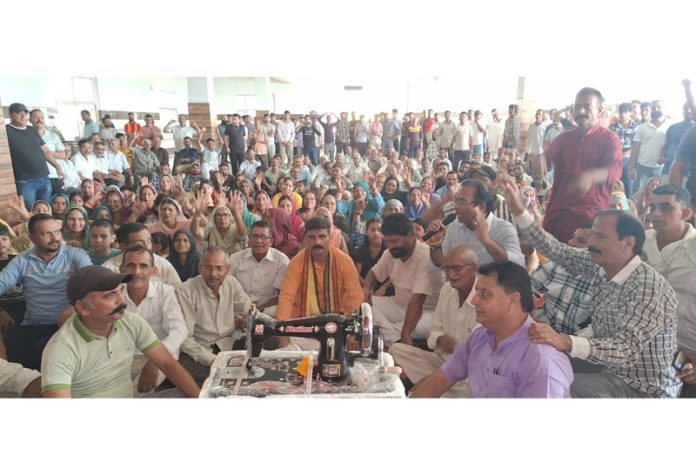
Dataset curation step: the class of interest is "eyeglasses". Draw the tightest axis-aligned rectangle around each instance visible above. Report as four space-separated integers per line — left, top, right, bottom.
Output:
251 234 271 241
454 198 480 206
442 263 476 273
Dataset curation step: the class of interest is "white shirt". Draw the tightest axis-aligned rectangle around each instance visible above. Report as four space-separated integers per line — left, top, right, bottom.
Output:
426 280 479 358
106 150 130 173
58 158 81 189
239 159 261 181
370 240 445 311
526 122 546 154
229 247 289 306
90 154 111 174
38 129 65 178
634 119 672 167
169 124 196 152
102 253 182 288
471 120 486 146
277 120 296 143
487 119 504 151
123 280 188 357
71 152 96 180
644 224 696 353
176 275 252 366
0 359 40 395
454 123 472 151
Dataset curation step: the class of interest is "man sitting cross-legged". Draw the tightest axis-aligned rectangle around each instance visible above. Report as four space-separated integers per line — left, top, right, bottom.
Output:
389 245 478 397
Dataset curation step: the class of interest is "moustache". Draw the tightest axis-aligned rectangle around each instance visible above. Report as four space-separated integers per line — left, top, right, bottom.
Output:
312 245 324 250
110 303 127 315
575 115 589 121
588 246 602 255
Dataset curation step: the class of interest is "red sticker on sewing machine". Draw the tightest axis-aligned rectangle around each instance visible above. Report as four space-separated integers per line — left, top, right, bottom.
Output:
254 324 264 335
325 322 337 334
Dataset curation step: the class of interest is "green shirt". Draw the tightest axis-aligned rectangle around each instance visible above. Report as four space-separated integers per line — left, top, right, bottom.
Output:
41 311 159 398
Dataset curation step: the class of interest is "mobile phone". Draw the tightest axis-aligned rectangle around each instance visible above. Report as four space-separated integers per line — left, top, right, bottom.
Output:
673 351 690 372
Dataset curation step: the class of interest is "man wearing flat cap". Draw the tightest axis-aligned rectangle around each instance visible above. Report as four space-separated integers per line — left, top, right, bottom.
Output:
40 265 199 398
6 102 66 211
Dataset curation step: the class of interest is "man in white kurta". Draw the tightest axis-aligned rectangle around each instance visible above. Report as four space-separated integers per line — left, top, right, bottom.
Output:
120 246 188 396
389 245 479 397
176 246 252 385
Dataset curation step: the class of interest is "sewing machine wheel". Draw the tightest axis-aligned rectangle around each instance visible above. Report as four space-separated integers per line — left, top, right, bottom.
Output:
360 303 373 357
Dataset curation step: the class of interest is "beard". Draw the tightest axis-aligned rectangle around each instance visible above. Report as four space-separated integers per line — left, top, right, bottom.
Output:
389 245 410 259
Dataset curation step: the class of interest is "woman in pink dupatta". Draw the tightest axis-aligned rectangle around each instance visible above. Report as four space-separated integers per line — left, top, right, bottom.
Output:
277 194 305 242
264 207 300 258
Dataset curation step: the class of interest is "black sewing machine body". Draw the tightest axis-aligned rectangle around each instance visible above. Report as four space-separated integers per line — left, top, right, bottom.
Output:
247 304 376 382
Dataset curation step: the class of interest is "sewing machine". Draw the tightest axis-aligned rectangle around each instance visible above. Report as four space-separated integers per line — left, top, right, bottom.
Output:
246 303 380 382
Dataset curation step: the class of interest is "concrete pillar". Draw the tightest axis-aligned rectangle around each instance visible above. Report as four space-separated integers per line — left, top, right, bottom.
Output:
186 77 218 142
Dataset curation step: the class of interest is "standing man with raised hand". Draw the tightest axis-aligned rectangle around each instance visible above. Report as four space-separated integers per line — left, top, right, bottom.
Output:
6 103 65 210
541 87 622 244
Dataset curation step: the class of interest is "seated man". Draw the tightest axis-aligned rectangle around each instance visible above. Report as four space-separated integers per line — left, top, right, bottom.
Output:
427 179 524 268
641 185 696 397
531 224 594 335
363 213 445 347
411 261 573 398
229 221 289 317
176 246 252 385
102 222 182 287
40 266 199 398
120 245 187 396
276 217 363 321
0 214 91 370
389 245 478 397
0 338 41 397
499 175 681 398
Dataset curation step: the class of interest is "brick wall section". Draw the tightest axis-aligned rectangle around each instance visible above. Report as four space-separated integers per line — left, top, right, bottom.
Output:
188 102 216 143
0 103 21 225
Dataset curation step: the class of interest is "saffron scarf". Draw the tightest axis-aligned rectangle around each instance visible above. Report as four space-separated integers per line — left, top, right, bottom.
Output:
298 247 341 317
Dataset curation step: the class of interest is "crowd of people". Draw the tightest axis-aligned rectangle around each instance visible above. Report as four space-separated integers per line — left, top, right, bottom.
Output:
1 79 695 398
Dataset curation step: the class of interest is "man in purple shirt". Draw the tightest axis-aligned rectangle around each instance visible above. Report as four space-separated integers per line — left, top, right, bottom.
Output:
410 261 573 398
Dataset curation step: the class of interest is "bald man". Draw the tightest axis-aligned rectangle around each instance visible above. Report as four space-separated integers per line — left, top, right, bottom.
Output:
389 245 479 397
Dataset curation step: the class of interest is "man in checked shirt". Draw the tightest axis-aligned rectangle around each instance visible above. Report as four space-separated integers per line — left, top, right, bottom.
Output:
500 174 681 398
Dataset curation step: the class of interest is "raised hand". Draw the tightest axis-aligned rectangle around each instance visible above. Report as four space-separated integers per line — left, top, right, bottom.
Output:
496 173 525 215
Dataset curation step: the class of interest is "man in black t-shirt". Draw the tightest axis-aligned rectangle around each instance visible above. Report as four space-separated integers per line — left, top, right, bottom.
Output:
5 103 65 210
295 115 323 166
223 113 247 175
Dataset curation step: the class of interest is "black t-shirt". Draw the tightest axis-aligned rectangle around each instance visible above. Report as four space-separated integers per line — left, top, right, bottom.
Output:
0 256 26 323
5 125 49 180
298 125 322 149
224 124 246 153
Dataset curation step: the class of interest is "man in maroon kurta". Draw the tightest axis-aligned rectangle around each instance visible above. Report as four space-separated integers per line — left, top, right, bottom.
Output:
543 88 622 243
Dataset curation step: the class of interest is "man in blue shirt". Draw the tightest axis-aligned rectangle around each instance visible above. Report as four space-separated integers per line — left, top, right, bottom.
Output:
661 104 694 180
0 214 91 369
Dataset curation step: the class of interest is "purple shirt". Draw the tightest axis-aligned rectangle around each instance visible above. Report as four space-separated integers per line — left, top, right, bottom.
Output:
441 316 573 398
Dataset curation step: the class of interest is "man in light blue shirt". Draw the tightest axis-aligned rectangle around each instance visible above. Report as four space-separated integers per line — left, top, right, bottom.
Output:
427 179 524 267
0 214 91 370
80 110 100 139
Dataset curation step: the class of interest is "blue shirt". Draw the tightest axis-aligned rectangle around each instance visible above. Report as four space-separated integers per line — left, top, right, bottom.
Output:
663 120 695 174
442 212 525 267
0 245 91 325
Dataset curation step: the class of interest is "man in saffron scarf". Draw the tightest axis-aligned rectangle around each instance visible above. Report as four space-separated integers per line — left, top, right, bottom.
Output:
276 217 363 323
